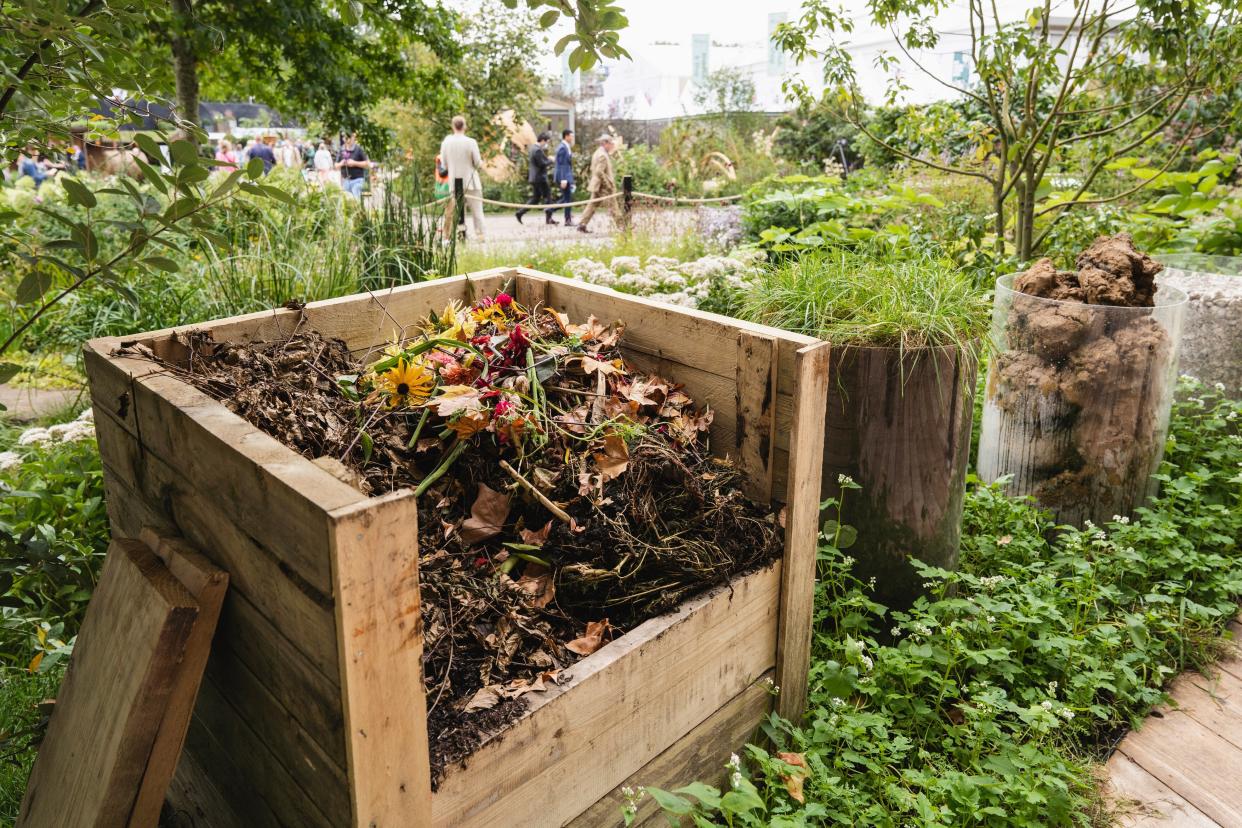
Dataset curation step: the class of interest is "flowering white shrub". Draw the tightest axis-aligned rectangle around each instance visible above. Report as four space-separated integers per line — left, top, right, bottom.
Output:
562 252 764 310
6 409 96 468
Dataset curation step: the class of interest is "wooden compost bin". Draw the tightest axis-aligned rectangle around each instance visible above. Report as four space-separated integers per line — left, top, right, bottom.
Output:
83 267 831 828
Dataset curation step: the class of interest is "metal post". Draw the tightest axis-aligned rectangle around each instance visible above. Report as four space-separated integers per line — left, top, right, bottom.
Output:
622 175 633 235
453 177 465 239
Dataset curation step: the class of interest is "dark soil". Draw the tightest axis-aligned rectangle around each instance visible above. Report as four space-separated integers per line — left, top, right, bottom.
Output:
121 301 782 788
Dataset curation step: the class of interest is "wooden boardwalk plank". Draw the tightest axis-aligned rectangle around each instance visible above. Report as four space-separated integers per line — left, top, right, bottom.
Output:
1165 671 1242 751
1105 751 1220 827
1119 709 1242 825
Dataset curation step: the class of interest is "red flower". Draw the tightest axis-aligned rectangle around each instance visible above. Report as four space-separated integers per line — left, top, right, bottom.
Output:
495 292 513 308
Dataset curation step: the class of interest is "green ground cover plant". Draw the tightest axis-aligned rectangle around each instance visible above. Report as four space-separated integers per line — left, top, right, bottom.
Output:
643 379 1242 827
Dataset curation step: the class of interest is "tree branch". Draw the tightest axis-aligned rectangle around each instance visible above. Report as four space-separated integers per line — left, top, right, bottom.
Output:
887 26 989 107
0 0 104 122
849 108 994 182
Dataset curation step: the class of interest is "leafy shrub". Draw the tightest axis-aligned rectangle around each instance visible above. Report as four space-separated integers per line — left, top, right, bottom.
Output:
644 379 1242 827
0 413 106 672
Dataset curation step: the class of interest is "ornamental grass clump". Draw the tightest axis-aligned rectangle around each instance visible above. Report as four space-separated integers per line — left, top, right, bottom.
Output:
131 290 783 786
740 247 990 351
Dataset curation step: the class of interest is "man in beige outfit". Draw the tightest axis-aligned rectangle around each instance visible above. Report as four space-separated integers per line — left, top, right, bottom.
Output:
576 134 619 234
439 115 485 240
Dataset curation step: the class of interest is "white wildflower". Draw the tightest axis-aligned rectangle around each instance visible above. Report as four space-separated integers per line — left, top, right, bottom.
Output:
76 408 94 422
727 753 741 771
912 622 933 637
17 428 50 446
890 625 902 637
830 697 845 709
610 256 640 274
0 451 21 472
1215 382 1226 391
1059 708 1075 721
860 654 873 671
837 473 854 485
1040 700 1053 711
730 771 743 789
986 615 996 624
1047 681 1058 693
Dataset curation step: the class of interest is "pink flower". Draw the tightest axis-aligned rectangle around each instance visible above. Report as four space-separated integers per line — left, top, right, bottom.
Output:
495 292 514 308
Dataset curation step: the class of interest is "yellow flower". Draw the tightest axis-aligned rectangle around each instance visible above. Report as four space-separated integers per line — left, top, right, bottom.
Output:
471 302 509 331
432 301 477 341
377 358 435 409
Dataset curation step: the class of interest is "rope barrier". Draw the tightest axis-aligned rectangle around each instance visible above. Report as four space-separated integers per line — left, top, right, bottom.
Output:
472 192 624 210
409 189 740 212
631 191 744 205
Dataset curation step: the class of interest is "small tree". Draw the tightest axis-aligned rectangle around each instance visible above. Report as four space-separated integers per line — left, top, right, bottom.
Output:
775 1 1242 259
694 67 758 117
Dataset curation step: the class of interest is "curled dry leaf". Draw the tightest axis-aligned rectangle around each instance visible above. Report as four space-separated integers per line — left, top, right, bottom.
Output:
566 618 613 655
777 751 809 803
460 483 511 545
580 354 621 377
519 520 553 548
593 432 629 482
515 563 556 608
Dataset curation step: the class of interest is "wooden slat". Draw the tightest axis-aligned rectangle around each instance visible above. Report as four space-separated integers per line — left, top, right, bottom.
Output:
432 564 781 827
94 411 340 682
20 540 198 827
164 740 255 828
130 531 228 828
571 673 773 827
329 490 431 828
189 678 337 827
1165 671 1242 751
735 331 778 502
514 272 549 309
1106 751 1220 828
622 347 740 453
775 341 832 720
1118 711 1242 825
171 715 282 828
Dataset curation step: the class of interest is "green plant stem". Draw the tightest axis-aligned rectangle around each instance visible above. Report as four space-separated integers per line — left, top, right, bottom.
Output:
413 438 467 497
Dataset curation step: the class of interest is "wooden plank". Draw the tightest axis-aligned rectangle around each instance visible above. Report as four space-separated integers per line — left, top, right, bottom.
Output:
622 348 741 454
94 410 340 682
513 272 549 309
1106 750 1221 828
164 741 253 828
432 564 781 828
1165 671 1242 751
1118 710 1242 825
328 490 431 828
735 331 778 502
172 715 282 828
189 677 337 827
130 531 228 828
775 341 832 721
571 673 773 828
20 539 198 828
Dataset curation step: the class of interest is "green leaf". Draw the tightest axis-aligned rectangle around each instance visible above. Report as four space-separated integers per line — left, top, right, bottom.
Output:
538 8 559 27
60 177 96 208
0 362 24 383
16 269 55 305
142 256 180 273
133 133 164 161
360 432 374 464
645 787 693 816
259 184 295 205
246 157 265 180
168 139 199 166
673 782 722 809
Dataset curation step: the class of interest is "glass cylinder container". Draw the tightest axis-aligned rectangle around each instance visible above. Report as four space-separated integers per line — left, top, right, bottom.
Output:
1159 254 1242 396
977 275 1187 527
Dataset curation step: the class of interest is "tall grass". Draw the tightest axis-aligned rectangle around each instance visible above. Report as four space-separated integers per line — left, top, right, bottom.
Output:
357 173 456 288
741 247 990 349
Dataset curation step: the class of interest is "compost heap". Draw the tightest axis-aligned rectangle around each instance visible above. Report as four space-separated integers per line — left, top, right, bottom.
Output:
989 233 1173 512
131 292 782 786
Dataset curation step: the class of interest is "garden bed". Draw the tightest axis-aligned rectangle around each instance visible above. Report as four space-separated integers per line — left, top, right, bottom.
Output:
83 268 830 827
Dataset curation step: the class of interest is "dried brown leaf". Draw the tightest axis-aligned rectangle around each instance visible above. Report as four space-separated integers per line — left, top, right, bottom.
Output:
777 752 808 803
459 482 511 545
593 432 629 482
566 618 613 655
519 520 553 548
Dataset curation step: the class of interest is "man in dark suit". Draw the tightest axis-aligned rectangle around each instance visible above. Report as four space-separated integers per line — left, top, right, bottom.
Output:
516 132 557 225
554 129 576 226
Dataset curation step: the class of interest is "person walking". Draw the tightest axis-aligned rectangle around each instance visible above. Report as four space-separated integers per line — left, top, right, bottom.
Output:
554 129 576 226
516 132 557 225
336 132 370 199
439 115 485 240
313 141 334 183
215 139 238 169
576 134 619 234
248 136 278 174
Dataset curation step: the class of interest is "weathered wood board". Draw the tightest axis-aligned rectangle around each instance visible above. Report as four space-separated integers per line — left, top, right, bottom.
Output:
19 540 198 828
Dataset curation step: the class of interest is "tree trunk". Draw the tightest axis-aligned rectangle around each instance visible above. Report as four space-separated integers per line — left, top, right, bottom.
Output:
170 0 200 132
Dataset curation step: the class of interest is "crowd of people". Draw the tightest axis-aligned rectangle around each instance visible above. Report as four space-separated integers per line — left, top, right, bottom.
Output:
7 143 86 188
213 133 372 198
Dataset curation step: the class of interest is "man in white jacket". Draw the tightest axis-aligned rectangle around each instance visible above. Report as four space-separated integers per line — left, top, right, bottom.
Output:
439 115 486 240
